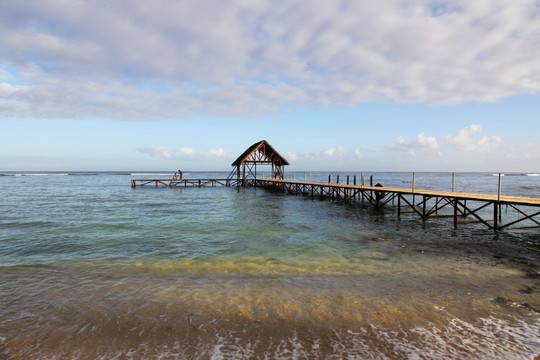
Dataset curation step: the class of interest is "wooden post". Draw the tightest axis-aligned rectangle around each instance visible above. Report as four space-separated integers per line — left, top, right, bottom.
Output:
361 172 364 204
345 175 349 200
370 175 373 201
498 173 502 223
353 175 357 201
412 172 416 206
498 173 502 201
454 198 458 229
422 195 426 221
494 201 499 230
328 174 331 183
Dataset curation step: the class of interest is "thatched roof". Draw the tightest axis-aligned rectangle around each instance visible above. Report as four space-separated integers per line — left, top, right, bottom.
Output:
231 140 289 166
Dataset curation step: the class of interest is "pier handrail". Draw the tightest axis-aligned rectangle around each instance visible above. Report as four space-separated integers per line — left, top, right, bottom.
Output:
258 178 540 206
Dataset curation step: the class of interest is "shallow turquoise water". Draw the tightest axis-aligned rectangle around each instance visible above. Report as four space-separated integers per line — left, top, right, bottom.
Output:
0 172 539 359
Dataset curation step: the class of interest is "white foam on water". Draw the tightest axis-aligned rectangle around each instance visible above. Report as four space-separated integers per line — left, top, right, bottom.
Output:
2 173 69 176
331 328 373 359
271 332 313 360
130 173 174 176
6 316 538 360
377 316 539 359
206 334 256 360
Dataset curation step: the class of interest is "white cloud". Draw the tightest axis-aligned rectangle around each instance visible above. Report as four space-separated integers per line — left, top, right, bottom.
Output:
0 82 28 95
323 148 335 157
0 0 539 120
297 146 350 160
175 147 196 158
443 124 503 153
388 131 442 156
287 145 368 167
415 132 442 156
138 146 173 159
389 125 503 159
138 146 231 160
201 148 228 158
287 152 299 162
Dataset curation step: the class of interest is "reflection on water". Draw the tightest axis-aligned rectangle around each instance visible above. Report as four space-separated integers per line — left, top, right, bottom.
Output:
0 174 539 358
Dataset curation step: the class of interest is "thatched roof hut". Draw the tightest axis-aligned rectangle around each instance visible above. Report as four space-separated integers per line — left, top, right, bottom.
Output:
229 140 289 181
231 140 289 167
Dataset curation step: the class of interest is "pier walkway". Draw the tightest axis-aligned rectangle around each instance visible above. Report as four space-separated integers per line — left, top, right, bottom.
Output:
252 178 540 231
131 175 540 231
131 178 233 188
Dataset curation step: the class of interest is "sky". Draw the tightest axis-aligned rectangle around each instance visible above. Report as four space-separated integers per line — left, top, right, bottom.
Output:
1 0 539 172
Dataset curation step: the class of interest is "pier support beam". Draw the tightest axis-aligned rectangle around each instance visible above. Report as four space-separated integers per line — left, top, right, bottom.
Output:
454 199 458 229
494 202 499 231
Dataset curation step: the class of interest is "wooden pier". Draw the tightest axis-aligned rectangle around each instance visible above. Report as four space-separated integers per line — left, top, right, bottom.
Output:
131 175 540 231
251 178 540 231
131 178 232 188
131 141 540 231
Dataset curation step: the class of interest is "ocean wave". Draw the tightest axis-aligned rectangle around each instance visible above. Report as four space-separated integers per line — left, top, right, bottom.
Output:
0 173 70 176
130 173 175 176
67 173 100 176
1 172 152 176
490 173 540 177
5 315 536 359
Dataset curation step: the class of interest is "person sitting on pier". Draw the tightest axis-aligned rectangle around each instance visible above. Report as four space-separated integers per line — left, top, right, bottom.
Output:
173 172 178 180
178 170 183 179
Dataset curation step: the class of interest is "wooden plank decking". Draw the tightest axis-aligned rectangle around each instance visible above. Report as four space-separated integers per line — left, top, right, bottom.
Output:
258 178 540 207
131 178 231 188
253 178 540 230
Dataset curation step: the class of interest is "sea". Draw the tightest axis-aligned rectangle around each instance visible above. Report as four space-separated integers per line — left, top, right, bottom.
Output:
1 171 539 359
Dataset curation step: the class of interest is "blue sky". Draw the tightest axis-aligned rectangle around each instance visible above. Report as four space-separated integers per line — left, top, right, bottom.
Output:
1 1 539 172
